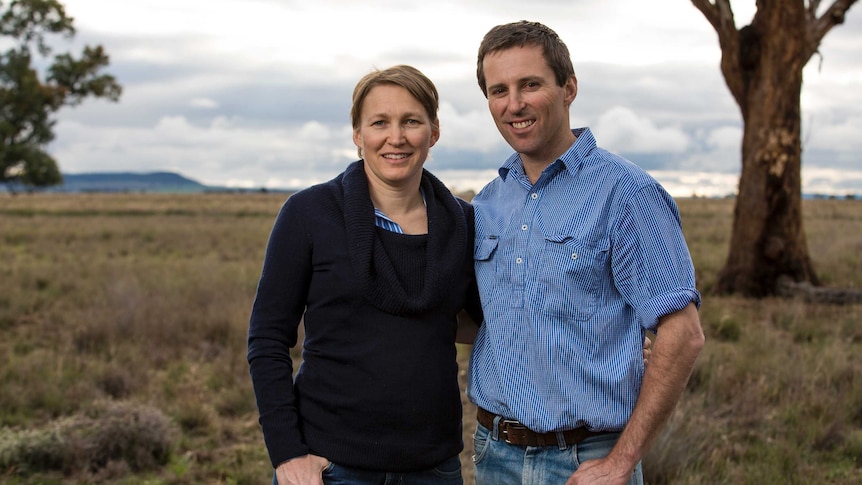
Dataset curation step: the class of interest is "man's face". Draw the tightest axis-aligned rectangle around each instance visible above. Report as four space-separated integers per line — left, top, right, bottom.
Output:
482 45 577 167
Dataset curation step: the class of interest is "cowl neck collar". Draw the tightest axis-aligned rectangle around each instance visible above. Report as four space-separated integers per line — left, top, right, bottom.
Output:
341 161 467 315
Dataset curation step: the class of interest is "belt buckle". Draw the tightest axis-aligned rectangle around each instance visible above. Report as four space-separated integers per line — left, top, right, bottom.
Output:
500 419 526 444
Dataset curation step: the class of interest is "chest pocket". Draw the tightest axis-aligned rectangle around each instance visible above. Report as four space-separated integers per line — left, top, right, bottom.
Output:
473 236 500 303
474 236 498 261
535 233 608 321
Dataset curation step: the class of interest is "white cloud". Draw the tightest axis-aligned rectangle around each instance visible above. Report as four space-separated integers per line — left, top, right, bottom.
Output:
52 116 355 187
298 121 334 142
649 170 740 198
437 102 500 153
706 126 743 151
805 115 862 151
431 169 500 194
594 106 690 154
804 167 862 196
189 97 219 109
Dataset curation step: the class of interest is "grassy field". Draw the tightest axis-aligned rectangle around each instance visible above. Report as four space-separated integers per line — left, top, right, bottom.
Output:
0 193 860 484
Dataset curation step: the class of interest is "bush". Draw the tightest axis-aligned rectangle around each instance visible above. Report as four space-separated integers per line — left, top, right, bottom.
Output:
0 401 175 477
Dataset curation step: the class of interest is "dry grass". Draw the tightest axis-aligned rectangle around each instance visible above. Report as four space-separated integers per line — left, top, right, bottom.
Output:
0 193 860 484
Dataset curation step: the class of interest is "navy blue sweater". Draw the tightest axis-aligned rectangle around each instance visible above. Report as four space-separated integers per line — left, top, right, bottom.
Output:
248 161 479 471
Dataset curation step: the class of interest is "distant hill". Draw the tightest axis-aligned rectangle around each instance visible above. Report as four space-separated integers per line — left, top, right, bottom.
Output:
54 171 208 193
37 171 858 198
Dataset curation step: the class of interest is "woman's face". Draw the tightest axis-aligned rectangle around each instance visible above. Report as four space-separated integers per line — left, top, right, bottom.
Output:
353 84 439 190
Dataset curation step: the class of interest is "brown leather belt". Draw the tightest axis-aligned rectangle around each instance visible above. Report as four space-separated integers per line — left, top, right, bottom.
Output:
477 407 610 447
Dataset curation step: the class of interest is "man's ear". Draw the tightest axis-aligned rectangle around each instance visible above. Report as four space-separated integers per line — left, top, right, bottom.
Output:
564 74 578 107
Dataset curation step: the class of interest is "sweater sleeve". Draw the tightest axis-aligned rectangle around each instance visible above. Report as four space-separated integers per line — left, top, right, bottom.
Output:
247 193 314 467
460 199 484 325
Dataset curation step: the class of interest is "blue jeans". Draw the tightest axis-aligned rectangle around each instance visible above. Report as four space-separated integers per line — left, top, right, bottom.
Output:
472 422 643 485
272 455 462 485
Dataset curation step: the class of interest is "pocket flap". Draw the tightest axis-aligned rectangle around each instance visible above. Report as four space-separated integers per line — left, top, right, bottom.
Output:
474 236 499 260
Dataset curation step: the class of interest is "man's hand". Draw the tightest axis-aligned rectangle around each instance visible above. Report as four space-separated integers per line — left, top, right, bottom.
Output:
569 304 703 485
565 456 632 485
275 454 330 485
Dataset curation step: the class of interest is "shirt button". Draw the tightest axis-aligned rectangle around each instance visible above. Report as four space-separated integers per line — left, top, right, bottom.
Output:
531 193 538 200
516 257 523 264
521 224 528 231
571 253 578 260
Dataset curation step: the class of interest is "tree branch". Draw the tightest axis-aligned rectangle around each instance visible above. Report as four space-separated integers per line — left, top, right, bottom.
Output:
690 0 739 62
691 0 721 31
691 0 744 106
690 0 736 36
808 0 823 18
805 0 859 61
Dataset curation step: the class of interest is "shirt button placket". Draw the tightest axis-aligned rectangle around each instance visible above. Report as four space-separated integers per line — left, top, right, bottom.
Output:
514 191 539 303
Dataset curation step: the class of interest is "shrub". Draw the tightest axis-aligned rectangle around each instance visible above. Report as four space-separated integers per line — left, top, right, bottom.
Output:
0 401 175 477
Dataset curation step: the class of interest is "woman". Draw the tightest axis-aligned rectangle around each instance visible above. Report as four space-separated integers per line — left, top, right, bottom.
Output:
247 65 481 485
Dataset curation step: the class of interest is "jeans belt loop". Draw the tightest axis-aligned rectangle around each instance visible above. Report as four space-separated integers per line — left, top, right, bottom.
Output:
491 414 502 442
555 431 568 450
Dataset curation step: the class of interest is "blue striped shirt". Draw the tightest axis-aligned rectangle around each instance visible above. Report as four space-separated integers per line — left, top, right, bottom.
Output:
374 209 404 233
468 128 700 433
373 187 426 234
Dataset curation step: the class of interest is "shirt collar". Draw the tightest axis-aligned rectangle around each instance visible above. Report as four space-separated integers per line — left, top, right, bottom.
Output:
498 127 596 182
372 186 427 234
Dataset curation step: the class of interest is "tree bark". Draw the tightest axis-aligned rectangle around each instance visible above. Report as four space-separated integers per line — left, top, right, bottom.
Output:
691 0 857 297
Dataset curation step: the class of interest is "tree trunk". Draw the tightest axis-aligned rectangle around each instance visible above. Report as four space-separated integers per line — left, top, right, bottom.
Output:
713 2 819 296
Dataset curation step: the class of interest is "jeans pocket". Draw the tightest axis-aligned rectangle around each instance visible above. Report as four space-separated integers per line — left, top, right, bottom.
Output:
575 432 621 466
472 423 492 465
432 455 462 480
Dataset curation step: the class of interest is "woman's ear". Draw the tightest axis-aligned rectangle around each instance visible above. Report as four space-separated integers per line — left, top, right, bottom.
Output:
430 119 440 148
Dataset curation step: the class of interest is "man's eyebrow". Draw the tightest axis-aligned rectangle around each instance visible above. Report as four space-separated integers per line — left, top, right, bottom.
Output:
488 76 543 92
518 75 543 84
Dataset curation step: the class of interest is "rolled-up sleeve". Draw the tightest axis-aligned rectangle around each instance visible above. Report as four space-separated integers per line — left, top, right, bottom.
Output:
611 183 701 330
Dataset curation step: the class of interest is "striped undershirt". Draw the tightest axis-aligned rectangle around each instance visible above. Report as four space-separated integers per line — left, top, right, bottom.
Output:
373 187 426 234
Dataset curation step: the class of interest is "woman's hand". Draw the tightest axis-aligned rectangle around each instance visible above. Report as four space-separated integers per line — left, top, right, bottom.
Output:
643 336 653 366
275 454 329 485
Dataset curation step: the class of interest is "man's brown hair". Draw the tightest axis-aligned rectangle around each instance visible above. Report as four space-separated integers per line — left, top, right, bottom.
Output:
476 20 575 97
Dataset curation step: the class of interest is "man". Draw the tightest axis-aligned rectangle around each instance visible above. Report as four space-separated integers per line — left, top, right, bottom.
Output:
468 21 705 485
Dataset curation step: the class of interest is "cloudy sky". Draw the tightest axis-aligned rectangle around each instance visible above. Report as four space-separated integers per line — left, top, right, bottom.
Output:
32 0 862 196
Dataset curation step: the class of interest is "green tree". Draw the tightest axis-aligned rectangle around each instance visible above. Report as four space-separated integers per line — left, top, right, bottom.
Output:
691 0 857 297
1 0 121 192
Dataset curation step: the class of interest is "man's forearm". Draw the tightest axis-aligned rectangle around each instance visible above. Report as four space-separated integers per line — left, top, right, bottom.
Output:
606 303 704 470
